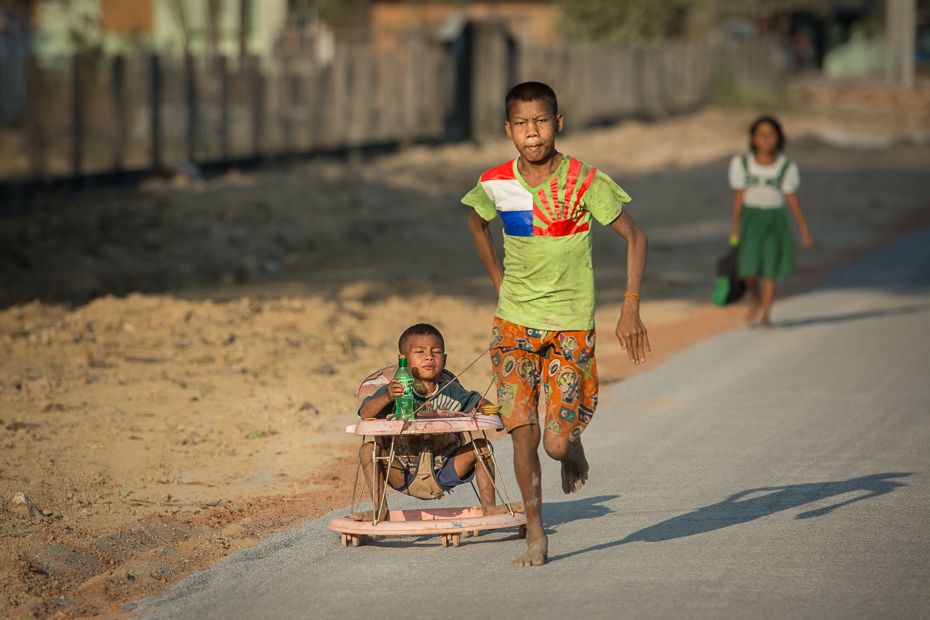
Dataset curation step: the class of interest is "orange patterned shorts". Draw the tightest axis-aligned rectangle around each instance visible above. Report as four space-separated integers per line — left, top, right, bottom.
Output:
490 317 598 442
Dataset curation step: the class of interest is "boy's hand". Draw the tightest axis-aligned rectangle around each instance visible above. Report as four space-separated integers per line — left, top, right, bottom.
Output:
386 379 405 399
616 302 650 365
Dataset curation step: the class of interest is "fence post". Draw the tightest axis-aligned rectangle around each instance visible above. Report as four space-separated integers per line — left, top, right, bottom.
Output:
250 55 264 159
314 60 331 147
26 54 45 179
218 55 229 160
185 53 197 162
112 55 126 171
632 47 645 116
332 45 349 144
654 47 668 117
71 53 83 177
350 46 372 145
279 55 292 154
470 19 510 142
150 53 162 169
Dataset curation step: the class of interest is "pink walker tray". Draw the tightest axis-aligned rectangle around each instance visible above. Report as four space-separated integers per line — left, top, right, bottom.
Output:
328 415 526 548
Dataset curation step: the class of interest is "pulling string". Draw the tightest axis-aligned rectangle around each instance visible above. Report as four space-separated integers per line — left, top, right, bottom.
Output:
412 345 492 416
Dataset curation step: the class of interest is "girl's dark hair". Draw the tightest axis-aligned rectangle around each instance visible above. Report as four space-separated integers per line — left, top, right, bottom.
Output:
749 116 785 153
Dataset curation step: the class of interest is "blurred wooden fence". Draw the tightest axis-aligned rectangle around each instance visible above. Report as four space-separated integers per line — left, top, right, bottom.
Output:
0 35 784 185
0 39 447 183
517 38 784 127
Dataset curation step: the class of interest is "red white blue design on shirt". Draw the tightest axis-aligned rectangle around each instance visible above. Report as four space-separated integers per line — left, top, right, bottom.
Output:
478 157 596 238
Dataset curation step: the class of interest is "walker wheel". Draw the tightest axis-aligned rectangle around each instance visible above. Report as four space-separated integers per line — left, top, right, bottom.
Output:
451 533 461 547
519 524 527 539
441 534 450 548
341 533 362 547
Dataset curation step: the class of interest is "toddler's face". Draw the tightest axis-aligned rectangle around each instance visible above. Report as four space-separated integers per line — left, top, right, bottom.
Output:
402 334 446 383
505 99 563 165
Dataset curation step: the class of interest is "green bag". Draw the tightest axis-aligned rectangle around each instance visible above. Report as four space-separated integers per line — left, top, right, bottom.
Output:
712 246 745 306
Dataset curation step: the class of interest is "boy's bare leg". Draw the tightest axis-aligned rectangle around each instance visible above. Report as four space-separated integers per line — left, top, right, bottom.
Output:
510 424 547 567
745 275 761 324
350 442 397 522
759 278 776 329
543 432 589 494
543 431 589 494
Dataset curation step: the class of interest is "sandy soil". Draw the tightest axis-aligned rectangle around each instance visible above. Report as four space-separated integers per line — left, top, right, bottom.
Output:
1 100 929 618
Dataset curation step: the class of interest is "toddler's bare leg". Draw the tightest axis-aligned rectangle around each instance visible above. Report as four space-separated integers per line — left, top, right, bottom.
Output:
454 441 522 515
510 424 547 567
471 440 497 513
350 441 391 522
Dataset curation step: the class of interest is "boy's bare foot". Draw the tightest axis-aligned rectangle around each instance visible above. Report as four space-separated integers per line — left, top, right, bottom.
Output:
512 534 548 567
759 319 772 331
348 509 390 522
745 303 760 324
560 441 589 494
482 502 525 516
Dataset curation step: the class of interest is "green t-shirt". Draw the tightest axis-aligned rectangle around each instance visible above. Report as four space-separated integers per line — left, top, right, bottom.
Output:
462 155 630 330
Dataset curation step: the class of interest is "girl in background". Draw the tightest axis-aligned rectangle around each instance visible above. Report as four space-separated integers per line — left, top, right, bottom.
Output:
729 117 813 328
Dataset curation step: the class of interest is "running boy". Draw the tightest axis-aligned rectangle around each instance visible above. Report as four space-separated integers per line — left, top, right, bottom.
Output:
353 323 509 521
464 82 649 567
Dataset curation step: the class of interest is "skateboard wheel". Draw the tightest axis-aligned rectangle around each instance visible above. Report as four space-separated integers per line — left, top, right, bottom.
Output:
451 533 461 547
340 533 350 547
351 534 361 547
441 534 450 548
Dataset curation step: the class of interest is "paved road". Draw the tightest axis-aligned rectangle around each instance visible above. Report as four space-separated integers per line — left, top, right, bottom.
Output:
132 226 930 619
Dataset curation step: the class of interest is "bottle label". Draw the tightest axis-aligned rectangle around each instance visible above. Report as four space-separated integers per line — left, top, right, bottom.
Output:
395 377 415 420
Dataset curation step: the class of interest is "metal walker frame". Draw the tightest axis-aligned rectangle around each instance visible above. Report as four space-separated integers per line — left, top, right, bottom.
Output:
349 421 518 526
329 415 527 548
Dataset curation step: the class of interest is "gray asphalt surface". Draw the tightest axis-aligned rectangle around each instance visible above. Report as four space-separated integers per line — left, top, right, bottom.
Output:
132 225 930 619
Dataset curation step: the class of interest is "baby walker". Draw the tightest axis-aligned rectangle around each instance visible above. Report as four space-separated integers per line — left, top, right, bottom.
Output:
328 366 526 548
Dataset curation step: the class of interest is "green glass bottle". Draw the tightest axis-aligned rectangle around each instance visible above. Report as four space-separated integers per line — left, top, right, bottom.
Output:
393 358 415 420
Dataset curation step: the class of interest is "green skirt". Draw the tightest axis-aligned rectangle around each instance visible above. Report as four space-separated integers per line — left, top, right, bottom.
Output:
738 206 795 280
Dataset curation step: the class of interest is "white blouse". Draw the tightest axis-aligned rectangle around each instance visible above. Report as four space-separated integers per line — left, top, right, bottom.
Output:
728 153 800 209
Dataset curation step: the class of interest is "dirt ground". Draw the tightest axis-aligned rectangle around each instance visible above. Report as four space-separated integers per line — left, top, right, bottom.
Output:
1 98 929 618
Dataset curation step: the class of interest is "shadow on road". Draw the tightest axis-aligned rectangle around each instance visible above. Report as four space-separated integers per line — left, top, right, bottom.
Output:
550 473 911 562
774 303 930 329
545 494 619 531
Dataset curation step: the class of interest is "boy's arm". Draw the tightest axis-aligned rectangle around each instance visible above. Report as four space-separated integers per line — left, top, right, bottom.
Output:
467 389 493 413
609 211 650 365
468 209 504 294
730 189 745 244
358 380 403 418
784 193 813 247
